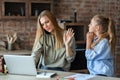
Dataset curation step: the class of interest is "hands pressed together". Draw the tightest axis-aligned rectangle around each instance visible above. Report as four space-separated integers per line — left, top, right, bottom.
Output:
86 32 94 42
86 32 95 49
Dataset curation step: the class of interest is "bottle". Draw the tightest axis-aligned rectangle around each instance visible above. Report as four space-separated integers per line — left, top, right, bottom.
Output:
35 10 39 16
73 10 77 22
21 7 24 16
0 57 7 74
0 57 4 73
0 58 3 73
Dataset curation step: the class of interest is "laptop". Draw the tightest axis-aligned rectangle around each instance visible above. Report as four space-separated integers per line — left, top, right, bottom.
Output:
3 55 37 76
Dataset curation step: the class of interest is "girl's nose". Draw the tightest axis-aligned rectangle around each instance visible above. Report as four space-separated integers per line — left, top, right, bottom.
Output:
88 24 90 28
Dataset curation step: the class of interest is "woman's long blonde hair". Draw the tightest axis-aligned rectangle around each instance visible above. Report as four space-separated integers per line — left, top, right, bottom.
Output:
32 10 64 50
92 15 116 53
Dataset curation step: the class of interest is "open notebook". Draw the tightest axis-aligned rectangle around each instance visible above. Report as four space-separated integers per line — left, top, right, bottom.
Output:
3 55 56 78
36 71 57 78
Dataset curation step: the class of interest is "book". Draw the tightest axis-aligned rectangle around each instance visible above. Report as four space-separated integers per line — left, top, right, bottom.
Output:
36 72 57 78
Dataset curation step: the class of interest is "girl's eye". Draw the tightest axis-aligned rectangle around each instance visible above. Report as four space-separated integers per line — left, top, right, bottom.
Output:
89 23 91 25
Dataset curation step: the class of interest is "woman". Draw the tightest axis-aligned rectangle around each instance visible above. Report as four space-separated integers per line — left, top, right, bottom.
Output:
31 10 76 71
85 15 116 76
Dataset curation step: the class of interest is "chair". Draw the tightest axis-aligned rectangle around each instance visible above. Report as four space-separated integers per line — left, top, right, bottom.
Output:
69 43 89 74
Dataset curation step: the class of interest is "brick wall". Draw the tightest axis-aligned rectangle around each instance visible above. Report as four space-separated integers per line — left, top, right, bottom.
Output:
0 20 36 50
0 0 120 76
53 0 120 77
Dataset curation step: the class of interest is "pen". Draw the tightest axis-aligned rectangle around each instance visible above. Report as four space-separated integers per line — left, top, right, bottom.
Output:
44 71 47 76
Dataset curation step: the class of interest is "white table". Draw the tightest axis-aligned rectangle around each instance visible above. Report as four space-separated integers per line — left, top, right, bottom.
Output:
0 70 120 80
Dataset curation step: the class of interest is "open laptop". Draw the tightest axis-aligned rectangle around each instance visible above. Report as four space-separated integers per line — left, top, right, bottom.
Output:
3 55 37 76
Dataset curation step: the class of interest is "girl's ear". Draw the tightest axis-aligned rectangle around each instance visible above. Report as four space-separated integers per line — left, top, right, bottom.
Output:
95 25 101 32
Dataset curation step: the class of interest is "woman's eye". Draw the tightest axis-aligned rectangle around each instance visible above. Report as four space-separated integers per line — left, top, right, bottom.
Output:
41 24 44 26
45 21 49 24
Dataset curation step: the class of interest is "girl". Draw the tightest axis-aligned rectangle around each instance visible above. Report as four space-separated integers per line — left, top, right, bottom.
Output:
85 15 116 76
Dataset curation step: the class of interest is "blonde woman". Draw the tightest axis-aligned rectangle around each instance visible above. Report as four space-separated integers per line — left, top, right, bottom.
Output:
86 15 116 76
31 10 76 71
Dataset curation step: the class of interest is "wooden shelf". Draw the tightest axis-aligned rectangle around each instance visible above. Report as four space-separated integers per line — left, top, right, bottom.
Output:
2 0 28 19
1 0 53 19
0 50 31 55
29 0 53 19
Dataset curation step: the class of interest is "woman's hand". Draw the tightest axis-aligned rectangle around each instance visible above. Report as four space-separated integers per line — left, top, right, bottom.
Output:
63 28 74 46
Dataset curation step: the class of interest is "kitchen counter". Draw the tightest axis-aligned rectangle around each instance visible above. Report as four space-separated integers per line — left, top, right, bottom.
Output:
0 50 31 55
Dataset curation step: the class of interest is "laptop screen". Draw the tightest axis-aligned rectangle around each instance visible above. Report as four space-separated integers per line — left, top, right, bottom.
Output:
3 55 37 76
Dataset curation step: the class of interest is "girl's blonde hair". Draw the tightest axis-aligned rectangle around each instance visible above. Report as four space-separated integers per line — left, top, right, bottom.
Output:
92 15 116 53
32 10 64 50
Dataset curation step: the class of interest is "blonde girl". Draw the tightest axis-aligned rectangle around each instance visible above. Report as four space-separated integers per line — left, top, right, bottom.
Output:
86 15 116 76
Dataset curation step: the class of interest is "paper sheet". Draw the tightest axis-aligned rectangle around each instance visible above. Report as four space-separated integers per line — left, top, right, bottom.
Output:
64 74 95 80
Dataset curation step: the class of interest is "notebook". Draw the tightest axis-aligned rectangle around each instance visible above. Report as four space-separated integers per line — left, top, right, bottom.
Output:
3 55 57 78
36 72 57 78
3 55 37 76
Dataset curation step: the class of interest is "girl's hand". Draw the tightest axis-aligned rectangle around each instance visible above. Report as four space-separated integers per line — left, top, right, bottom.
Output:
86 32 94 43
67 77 75 80
86 32 95 49
63 28 74 46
